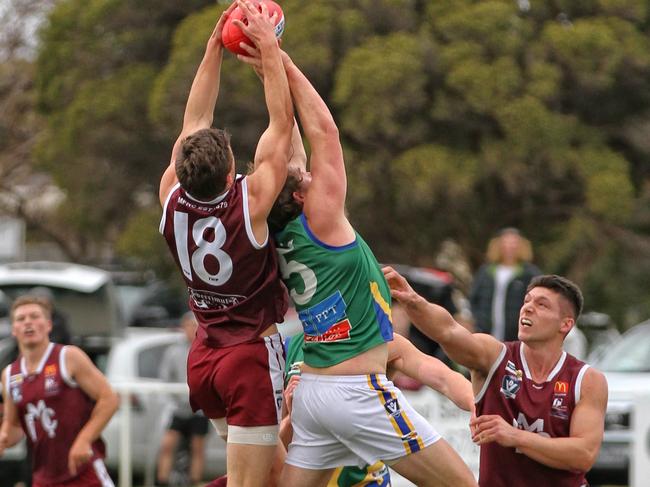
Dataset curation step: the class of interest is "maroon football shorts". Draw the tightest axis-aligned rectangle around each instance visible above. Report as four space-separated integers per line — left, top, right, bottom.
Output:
187 333 285 427
33 458 114 487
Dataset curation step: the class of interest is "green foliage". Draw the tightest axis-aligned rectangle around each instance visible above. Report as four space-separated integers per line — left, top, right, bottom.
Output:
18 0 650 326
334 33 429 147
116 205 177 279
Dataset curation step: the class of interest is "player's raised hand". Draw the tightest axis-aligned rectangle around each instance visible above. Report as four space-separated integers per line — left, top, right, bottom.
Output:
209 1 238 48
232 0 278 49
382 266 419 306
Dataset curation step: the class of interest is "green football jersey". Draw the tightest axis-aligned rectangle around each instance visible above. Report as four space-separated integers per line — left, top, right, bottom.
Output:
275 214 393 367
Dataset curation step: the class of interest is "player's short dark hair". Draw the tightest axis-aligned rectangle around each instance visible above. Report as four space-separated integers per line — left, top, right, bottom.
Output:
176 128 233 200
11 295 53 321
268 167 304 234
527 275 584 319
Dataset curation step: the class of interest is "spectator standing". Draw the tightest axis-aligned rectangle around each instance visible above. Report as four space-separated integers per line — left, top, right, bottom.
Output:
157 312 208 487
470 228 541 341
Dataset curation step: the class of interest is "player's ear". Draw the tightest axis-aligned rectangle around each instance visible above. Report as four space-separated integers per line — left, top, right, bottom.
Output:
292 190 305 204
560 317 574 336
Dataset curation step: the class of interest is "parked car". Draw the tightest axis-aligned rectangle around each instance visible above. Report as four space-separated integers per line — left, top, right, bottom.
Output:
588 320 650 485
0 261 125 339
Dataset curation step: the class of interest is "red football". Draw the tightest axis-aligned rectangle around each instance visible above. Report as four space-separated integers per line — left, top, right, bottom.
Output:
222 1 285 56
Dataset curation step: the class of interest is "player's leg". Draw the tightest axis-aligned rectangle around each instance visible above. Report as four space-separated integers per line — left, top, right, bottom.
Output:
332 374 476 487
226 439 277 487
189 415 209 484
279 464 336 487
390 438 476 487
156 426 181 484
219 335 286 487
189 434 206 484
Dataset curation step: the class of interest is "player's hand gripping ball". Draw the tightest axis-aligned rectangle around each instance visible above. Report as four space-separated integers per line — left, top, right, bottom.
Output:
222 0 285 56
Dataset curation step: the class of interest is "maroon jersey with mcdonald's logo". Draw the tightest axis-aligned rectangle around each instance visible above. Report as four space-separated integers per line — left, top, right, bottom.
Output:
4 344 106 485
475 341 590 487
160 176 288 347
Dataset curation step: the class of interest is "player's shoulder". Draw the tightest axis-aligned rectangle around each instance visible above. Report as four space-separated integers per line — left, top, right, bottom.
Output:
61 345 91 367
578 366 608 404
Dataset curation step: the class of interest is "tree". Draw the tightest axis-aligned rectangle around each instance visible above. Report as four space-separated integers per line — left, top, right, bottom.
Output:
21 0 650 325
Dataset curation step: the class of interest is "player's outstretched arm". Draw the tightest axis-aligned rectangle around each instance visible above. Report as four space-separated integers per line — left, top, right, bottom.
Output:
236 1 293 223
383 266 502 375
65 346 119 475
472 368 608 471
389 334 474 411
283 53 347 223
245 58 307 174
0 367 25 455
159 3 236 205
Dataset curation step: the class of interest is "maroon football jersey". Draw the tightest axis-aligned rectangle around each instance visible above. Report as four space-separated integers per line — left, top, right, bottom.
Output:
4 344 106 485
475 341 590 487
160 176 288 347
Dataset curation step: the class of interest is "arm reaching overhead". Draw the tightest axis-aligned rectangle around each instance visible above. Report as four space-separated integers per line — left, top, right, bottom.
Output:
236 0 293 238
388 334 474 412
282 54 346 221
159 4 236 205
382 266 503 378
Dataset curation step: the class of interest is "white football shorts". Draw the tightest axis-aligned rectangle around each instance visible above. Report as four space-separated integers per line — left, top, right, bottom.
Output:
286 373 441 470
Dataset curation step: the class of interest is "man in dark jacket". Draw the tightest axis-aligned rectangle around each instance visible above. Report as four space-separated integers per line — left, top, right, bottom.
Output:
470 228 541 342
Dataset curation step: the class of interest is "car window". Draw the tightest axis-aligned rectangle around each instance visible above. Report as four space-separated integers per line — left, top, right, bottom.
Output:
138 343 172 379
597 326 650 372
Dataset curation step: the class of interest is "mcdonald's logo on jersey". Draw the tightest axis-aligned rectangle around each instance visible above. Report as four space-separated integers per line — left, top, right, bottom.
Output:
554 381 569 394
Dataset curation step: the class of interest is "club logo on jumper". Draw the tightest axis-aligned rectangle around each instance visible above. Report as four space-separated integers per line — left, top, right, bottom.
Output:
506 360 518 375
500 370 522 399
9 374 23 403
554 380 569 394
188 287 245 310
384 397 402 418
25 400 58 441
44 365 60 396
551 394 569 420
300 291 351 343
513 413 550 438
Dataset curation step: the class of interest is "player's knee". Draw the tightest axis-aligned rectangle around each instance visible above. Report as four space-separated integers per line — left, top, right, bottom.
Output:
227 425 278 446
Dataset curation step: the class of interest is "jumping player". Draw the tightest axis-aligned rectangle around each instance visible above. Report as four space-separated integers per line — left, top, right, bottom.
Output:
158 2 293 486
281 331 475 486
383 268 608 487
237 46 477 486
0 295 118 487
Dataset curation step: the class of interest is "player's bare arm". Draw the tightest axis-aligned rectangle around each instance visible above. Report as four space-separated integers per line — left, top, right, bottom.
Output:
0 367 25 455
472 368 607 471
236 1 293 237
65 346 119 475
283 54 354 245
388 334 474 412
237 49 307 174
383 266 503 379
159 3 237 205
